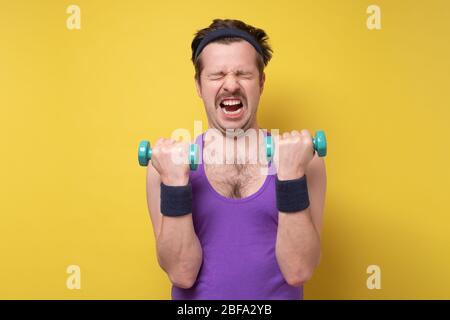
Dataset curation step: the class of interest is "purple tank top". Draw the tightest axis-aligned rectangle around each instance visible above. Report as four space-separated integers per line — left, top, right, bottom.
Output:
171 132 303 300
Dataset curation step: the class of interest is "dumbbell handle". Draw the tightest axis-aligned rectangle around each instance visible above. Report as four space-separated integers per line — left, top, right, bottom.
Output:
265 130 327 159
138 140 199 170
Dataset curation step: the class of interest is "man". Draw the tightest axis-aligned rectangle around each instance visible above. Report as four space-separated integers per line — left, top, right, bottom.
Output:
146 19 326 300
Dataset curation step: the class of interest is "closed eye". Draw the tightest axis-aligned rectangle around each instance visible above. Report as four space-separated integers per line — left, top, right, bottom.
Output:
236 71 254 79
207 72 225 80
206 71 254 80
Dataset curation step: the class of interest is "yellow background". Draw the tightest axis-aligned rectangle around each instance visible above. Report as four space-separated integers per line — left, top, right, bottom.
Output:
1 0 449 299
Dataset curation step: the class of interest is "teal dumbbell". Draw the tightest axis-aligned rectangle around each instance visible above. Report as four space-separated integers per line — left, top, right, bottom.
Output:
265 130 327 159
138 140 199 170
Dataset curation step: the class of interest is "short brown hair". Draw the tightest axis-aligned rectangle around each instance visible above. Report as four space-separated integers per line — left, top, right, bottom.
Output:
191 19 273 82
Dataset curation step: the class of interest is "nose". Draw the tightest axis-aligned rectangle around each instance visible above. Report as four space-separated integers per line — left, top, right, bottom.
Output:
222 73 240 93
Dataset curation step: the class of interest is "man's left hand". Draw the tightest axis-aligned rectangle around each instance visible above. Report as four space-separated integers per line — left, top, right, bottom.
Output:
273 130 315 180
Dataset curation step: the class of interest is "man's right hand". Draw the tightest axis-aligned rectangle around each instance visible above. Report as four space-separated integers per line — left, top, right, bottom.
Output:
151 138 190 186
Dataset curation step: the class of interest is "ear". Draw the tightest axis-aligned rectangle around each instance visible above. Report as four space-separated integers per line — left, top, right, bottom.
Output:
195 76 202 98
259 72 266 94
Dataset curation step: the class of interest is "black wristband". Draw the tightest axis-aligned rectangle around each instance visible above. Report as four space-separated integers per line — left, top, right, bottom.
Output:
275 175 310 213
160 182 193 217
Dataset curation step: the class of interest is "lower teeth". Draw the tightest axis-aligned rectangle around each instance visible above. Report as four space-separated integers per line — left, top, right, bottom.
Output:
222 107 242 115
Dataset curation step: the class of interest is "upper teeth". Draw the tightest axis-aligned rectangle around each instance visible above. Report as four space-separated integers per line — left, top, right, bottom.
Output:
222 99 241 106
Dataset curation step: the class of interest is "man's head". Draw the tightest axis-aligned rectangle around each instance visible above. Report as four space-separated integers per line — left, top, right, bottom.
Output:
191 19 273 135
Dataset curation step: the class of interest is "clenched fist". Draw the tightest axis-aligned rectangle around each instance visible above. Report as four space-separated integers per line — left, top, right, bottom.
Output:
151 138 190 186
273 130 315 180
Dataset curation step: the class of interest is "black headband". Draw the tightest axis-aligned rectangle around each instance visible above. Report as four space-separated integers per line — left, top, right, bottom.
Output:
194 28 264 61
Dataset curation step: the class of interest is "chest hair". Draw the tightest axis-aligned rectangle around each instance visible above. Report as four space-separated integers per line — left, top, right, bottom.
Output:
204 164 267 199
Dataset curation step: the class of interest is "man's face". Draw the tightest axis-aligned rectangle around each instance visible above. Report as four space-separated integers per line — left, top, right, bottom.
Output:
195 41 265 135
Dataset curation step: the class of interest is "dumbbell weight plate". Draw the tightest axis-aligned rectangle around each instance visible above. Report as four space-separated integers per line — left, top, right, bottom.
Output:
138 140 151 167
189 144 199 171
313 130 327 157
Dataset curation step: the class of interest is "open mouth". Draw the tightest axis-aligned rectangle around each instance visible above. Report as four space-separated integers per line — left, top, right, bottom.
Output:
219 98 244 115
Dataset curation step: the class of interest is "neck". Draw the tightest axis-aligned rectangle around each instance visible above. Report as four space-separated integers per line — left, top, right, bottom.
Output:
204 124 267 167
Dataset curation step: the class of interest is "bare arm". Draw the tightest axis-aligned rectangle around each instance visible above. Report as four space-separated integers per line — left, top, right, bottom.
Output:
146 142 203 289
276 153 327 287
